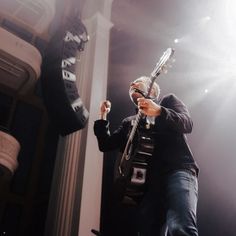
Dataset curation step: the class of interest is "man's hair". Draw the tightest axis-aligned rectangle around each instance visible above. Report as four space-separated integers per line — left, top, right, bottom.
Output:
133 76 160 98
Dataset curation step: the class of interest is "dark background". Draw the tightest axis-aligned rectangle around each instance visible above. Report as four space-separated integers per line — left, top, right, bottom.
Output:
102 0 236 235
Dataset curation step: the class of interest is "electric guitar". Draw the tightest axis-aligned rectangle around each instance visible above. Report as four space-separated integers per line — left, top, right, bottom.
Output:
114 48 175 204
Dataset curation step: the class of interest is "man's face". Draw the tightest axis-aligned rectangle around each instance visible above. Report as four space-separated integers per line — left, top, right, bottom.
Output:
129 79 149 106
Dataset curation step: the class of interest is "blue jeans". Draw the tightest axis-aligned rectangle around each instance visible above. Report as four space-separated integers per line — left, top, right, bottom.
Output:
137 170 199 236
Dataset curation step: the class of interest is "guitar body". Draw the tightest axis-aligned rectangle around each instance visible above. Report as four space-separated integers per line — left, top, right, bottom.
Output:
114 122 155 205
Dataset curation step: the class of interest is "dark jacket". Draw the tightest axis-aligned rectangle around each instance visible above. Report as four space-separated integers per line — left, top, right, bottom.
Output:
94 93 199 177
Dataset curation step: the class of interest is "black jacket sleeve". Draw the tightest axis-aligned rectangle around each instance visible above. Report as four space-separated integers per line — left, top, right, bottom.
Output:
158 93 193 133
94 119 129 152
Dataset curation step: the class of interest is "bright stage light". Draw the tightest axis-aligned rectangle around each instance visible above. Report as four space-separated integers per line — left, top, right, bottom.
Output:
205 16 211 21
174 38 179 44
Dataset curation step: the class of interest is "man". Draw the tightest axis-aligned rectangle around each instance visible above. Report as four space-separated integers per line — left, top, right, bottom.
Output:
94 76 199 236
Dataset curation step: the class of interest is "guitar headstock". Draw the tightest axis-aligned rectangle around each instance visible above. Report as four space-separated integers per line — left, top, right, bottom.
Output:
150 48 175 78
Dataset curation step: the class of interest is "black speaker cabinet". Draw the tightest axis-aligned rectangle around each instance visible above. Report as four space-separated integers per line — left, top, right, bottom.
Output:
41 17 89 136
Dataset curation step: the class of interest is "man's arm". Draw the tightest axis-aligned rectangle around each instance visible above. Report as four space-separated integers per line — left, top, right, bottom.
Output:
159 93 193 133
99 100 111 120
94 100 127 152
137 94 193 133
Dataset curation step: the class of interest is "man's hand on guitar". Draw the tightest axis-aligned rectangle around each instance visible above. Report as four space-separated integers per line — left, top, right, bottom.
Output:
99 100 111 120
137 97 162 117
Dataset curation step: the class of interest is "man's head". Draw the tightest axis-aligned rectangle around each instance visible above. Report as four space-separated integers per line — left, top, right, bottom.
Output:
129 76 160 105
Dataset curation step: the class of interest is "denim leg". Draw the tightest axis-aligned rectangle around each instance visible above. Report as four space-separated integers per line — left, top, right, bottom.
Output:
136 175 170 236
166 170 198 236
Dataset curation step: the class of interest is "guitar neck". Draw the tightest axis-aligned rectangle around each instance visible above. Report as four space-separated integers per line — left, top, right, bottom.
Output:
127 111 143 142
119 111 143 176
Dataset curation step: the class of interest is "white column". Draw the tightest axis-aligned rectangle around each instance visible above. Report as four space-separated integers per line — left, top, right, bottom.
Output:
44 131 84 236
44 1 114 236
77 11 113 236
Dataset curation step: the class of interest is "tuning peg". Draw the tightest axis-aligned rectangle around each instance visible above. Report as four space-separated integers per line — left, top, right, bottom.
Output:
171 58 176 63
161 65 168 74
